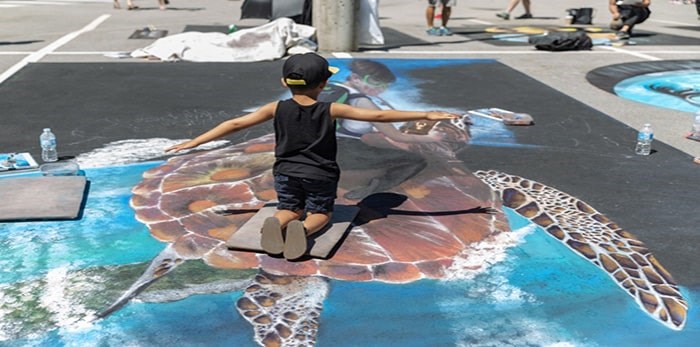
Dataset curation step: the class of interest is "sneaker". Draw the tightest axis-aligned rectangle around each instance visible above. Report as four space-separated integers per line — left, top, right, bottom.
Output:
496 12 510 20
260 217 284 255
283 220 307 260
438 26 453 36
426 27 441 36
515 13 533 19
616 31 630 40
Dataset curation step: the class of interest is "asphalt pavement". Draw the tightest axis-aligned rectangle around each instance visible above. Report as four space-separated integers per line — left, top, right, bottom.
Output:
1 0 699 158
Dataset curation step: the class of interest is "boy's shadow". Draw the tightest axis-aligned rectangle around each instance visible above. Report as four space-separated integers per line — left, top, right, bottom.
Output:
354 192 496 227
317 192 496 260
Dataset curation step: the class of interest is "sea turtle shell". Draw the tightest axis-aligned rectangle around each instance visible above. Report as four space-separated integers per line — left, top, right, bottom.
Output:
130 133 510 283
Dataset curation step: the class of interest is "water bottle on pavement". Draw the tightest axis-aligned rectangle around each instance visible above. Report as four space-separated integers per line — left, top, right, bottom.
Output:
40 128 58 162
692 111 700 136
635 123 653 156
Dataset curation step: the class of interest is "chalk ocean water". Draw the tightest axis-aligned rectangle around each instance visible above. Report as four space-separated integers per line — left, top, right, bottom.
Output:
614 70 700 114
0 138 698 346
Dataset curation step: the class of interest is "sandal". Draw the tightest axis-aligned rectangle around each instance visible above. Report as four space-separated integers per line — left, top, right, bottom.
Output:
283 220 307 260
127 5 139 10
260 217 284 255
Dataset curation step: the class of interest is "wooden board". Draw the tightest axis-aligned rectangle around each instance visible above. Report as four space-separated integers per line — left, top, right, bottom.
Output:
226 204 360 259
0 176 87 221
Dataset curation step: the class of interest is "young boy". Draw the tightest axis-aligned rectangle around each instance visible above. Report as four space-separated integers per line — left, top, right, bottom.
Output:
166 53 459 260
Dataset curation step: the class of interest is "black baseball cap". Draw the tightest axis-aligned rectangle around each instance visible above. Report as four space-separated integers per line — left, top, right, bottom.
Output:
283 53 339 87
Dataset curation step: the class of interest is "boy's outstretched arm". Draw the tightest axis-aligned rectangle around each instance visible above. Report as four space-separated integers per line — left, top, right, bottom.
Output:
330 103 459 123
166 102 277 153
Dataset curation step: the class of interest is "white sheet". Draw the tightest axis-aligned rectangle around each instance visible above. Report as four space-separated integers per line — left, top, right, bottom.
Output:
131 18 317 62
358 0 384 45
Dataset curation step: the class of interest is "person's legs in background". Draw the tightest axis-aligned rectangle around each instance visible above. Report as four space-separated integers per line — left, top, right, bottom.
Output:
425 0 441 35
497 0 532 20
426 0 454 36
517 0 532 18
615 6 650 39
438 1 453 36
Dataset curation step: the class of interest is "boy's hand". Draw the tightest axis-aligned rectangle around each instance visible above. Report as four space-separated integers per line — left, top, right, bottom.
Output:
426 111 460 121
165 140 198 153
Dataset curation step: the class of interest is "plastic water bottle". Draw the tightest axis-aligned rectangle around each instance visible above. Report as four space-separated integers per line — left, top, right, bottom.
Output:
692 111 700 136
635 123 653 156
40 128 58 162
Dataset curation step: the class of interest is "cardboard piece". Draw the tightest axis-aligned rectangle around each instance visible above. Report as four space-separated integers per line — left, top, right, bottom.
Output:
226 204 360 259
0 176 87 221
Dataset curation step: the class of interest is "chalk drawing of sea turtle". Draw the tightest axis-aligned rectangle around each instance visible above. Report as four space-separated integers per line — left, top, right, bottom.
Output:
99 121 687 346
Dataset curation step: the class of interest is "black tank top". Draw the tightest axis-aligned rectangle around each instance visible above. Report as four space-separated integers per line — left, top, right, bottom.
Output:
273 99 339 181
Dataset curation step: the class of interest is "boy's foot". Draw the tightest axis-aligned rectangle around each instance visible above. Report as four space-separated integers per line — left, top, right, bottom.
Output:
261 217 284 255
426 27 441 36
438 26 453 36
496 12 510 20
515 13 533 19
283 220 307 260
615 31 630 40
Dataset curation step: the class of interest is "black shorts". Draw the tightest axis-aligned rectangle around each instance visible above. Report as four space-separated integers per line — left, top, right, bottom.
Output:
274 174 337 213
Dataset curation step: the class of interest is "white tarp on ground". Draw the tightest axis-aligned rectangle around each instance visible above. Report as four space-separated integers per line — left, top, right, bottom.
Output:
131 18 317 62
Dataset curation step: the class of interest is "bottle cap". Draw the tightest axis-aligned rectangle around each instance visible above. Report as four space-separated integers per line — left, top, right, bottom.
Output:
43 128 50 131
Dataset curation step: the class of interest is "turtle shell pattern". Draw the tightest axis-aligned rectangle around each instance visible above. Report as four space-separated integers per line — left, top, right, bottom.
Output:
130 134 511 284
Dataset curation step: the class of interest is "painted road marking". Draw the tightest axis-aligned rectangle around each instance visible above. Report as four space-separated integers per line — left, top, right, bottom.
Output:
0 14 110 85
1 1 71 5
596 46 662 61
332 52 353 59
467 19 494 25
649 19 698 26
0 0 109 8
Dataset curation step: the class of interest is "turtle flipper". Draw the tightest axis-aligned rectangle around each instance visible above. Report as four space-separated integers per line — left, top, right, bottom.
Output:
96 245 184 319
475 170 688 330
236 271 328 346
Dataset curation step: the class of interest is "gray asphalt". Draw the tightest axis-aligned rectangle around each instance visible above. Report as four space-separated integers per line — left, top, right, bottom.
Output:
2 0 699 157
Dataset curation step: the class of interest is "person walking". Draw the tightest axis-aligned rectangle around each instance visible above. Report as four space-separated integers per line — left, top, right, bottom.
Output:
166 53 459 260
426 0 455 36
496 0 533 20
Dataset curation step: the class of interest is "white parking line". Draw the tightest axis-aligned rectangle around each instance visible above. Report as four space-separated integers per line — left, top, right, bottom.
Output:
596 46 662 61
467 19 494 25
649 19 697 26
0 14 110 85
1 1 71 5
332 52 353 58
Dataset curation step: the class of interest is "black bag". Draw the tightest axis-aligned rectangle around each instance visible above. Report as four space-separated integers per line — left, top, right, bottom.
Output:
566 7 594 25
528 31 593 51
